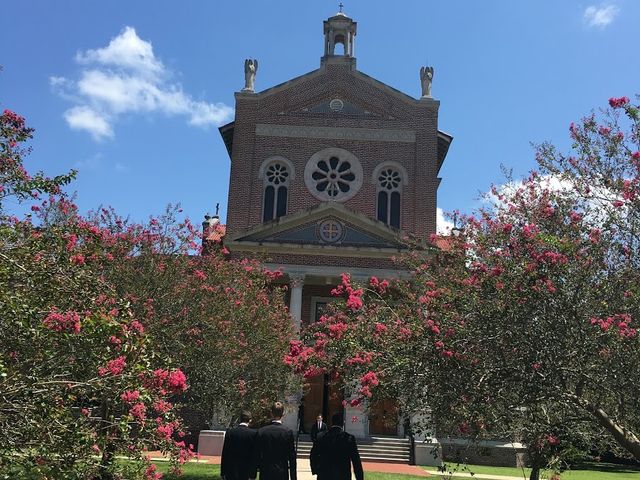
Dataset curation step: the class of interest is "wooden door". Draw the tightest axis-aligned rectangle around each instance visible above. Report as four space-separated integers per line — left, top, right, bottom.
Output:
369 398 398 436
303 374 324 433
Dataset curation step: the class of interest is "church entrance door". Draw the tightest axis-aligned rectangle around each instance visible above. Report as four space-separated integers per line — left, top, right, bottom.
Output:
369 398 399 436
303 373 344 432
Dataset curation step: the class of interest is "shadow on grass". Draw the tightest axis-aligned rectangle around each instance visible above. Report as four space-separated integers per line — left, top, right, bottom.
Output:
574 462 640 475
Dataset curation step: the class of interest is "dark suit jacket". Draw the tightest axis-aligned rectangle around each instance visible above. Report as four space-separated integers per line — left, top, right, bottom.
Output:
254 421 297 480
310 421 328 442
310 426 364 480
221 424 258 480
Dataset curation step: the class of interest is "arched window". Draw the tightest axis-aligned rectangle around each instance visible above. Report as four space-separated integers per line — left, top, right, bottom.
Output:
259 157 294 222
373 163 407 229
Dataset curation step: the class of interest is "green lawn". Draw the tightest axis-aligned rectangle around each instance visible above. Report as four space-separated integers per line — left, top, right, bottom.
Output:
151 460 640 480
155 462 220 479
424 462 640 480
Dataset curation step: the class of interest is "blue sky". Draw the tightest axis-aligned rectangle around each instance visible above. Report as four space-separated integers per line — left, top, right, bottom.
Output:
2 1 638 231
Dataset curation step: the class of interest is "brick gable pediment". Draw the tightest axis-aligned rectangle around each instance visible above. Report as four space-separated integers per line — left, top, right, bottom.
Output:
227 203 408 253
250 65 429 122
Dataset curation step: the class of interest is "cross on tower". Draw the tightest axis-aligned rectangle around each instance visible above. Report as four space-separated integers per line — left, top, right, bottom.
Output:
338 2 344 13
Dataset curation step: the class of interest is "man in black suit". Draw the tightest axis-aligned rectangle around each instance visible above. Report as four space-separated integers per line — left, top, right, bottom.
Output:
254 402 297 480
310 412 364 480
221 411 258 480
309 414 327 443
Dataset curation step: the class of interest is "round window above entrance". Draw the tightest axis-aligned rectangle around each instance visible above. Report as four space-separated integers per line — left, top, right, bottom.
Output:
304 147 363 202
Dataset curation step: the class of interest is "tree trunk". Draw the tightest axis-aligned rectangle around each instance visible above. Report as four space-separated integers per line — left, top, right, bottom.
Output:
572 396 640 461
529 466 541 480
97 399 114 480
589 404 640 460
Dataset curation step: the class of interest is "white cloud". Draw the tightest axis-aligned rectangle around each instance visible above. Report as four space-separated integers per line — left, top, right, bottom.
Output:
436 207 455 235
584 4 620 28
53 26 233 141
76 26 163 79
64 106 113 141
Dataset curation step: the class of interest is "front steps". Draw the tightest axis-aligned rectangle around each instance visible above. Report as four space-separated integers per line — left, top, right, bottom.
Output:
296 435 411 464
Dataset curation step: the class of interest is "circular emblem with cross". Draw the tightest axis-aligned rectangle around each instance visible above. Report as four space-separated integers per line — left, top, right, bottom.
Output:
317 219 345 244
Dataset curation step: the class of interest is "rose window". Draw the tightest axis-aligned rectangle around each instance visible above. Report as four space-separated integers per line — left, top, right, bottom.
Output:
378 168 401 191
311 156 356 197
305 148 363 202
265 163 289 185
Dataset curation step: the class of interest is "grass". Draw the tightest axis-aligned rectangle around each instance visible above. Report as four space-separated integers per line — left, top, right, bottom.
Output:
149 460 640 480
154 462 220 479
424 462 640 479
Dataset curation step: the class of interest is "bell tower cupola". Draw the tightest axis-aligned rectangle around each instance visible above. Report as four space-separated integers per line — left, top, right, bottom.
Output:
322 5 357 64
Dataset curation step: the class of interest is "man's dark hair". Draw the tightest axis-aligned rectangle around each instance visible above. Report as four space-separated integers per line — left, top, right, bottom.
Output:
271 401 284 418
331 412 344 427
240 410 252 423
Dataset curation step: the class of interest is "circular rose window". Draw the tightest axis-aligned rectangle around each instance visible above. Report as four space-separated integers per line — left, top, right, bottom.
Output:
304 148 363 202
378 168 401 190
265 162 289 185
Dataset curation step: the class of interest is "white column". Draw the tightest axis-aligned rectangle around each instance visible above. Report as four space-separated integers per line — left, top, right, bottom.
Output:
289 274 304 330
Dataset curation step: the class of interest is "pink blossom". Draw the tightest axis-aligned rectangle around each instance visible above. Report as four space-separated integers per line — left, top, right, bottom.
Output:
130 402 146 422
328 322 348 339
608 97 629 109
168 369 187 393
346 293 363 311
546 434 560 446
145 464 163 480
153 399 173 414
346 352 373 365
612 200 624 208
43 309 81 334
589 228 601 244
374 323 388 335
98 356 126 376
130 320 145 335
361 371 379 388
121 390 141 403
157 422 175 439
66 234 78 251
70 254 85 265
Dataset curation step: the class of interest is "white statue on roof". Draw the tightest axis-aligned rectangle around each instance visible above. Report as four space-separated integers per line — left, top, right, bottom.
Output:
243 58 258 92
420 66 434 98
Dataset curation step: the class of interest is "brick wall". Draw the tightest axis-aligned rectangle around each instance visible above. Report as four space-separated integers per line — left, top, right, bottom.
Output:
225 62 441 247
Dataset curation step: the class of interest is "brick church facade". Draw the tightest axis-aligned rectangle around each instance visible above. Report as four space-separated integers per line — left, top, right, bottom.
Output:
208 10 452 440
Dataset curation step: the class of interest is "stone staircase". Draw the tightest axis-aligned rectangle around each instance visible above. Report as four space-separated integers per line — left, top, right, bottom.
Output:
296 435 411 464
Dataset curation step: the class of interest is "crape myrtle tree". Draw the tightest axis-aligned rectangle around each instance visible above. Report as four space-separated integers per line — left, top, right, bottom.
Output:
287 97 640 479
93 206 298 428
0 108 191 479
